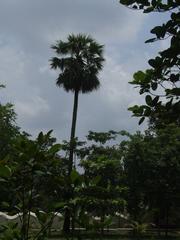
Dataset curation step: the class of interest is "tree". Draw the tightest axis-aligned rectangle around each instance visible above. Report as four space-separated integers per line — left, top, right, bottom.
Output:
119 0 180 127
118 1 180 234
79 131 126 233
120 131 147 222
50 34 105 174
0 131 62 240
120 127 180 235
50 34 104 233
0 103 20 159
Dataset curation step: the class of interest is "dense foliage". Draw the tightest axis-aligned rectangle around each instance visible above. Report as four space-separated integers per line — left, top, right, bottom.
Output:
0 105 180 239
119 0 180 127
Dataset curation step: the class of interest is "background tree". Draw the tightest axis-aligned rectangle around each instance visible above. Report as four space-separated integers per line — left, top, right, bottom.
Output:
0 103 20 159
120 131 148 222
120 126 180 235
79 131 126 233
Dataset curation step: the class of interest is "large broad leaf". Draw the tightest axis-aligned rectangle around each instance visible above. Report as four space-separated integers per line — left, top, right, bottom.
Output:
0 165 11 178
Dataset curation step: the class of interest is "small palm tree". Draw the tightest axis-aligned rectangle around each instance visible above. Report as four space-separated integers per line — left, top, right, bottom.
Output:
50 34 104 174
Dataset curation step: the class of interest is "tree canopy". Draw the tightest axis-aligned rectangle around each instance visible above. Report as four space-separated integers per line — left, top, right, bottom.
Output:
119 0 180 127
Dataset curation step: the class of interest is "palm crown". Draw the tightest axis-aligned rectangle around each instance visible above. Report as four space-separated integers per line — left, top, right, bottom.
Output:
50 34 104 93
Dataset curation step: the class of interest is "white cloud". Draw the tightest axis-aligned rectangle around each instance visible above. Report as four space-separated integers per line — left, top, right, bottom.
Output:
15 96 50 119
0 44 25 86
100 56 143 108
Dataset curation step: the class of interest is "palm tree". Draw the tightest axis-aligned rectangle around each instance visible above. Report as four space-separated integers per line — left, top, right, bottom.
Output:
50 34 104 174
50 34 104 233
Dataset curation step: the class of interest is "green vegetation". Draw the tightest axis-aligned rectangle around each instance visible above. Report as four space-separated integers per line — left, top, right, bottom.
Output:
0 0 180 239
0 107 179 239
119 0 180 127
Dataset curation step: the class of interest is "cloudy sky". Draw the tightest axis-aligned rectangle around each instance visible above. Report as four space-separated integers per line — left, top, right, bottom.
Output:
0 0 168 141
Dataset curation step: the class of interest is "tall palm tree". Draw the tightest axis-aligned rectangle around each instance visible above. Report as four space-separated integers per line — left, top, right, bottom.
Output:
50 34 104 174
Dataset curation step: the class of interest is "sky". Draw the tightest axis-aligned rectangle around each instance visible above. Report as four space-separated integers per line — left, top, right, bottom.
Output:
0 0 169 142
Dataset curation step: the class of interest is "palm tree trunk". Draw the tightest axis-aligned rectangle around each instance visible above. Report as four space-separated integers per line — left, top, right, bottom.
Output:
63 89 79 234
69 89 79 174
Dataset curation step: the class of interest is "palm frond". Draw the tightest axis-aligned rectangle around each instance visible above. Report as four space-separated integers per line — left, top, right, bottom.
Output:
51 33 105 93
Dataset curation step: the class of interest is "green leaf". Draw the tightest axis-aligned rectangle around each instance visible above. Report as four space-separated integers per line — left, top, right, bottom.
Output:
37 131 44 144
144 106 151 116
144 6 154 13
0 177 8 183
148 59 156 68
48 144 61 154
145 38 157 43
0 84 5 88
168 88 180 96
1 202 10 208
151 26 166 38
35 170 44 176
170 74 179 83
47 129 53 137
133 71 146 84
152 96 159 105
151 82 158 91
120 0 135 5
104 217 112 226
0 165 11 178
128 105 144 116
70 169 80 183
145 95 153 106
139 117 145 125
53 202 65 209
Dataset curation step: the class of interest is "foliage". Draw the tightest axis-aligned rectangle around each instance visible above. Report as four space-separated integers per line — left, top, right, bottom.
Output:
130 221 148 237
119 0 180 127
79 131 126 232
0 103 20 159
0 222 21 240
0 131 62 240
120 125 180 228
50 34 104 93
120 131 147 221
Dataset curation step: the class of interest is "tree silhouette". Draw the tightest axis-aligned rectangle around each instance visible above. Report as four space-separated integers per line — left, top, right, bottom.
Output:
50 34 104 233
50 34 104 174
